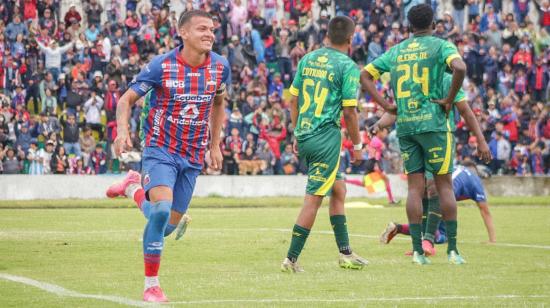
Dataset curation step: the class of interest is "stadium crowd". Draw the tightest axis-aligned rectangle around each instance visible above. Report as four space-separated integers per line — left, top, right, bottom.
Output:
0 0 549 176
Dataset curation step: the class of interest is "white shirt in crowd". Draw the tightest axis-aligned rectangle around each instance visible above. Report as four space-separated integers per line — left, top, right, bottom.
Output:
102 37 112 63
36 41 74 69
497 138 511 161
84 95 104 124
27 147 45 175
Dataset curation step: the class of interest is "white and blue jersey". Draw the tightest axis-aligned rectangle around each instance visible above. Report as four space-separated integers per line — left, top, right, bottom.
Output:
452 166 487 203
434 166 487 243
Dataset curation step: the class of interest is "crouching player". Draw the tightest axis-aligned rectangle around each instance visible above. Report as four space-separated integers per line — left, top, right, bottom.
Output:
380 161 496 255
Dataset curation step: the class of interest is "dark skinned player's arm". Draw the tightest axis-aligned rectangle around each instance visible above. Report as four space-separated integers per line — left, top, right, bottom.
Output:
360 70 396 114
446 58 467 105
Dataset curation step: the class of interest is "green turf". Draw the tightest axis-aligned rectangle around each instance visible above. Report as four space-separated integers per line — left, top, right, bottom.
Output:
0 195 549 209
1 203 549 307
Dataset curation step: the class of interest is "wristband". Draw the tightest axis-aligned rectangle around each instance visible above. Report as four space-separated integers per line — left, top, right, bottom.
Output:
353 143 363 151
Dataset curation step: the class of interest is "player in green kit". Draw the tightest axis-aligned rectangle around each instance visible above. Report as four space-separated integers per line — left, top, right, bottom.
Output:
361 4 492 265
281 16 368 273
372 73 493 255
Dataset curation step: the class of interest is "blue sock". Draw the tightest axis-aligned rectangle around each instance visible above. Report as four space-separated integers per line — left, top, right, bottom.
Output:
141 200 152 219
143 201 171 257
164 224 176 237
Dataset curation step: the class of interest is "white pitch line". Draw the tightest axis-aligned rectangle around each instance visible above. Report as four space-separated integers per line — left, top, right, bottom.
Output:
1 227 550 250
0 273 148 307
1 273 547 306
170 294 549 305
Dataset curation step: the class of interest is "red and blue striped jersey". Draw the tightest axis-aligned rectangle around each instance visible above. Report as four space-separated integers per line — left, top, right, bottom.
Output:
129 46 231 165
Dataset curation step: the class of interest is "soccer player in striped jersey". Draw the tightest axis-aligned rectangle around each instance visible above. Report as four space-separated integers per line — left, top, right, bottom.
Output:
106 10 230 302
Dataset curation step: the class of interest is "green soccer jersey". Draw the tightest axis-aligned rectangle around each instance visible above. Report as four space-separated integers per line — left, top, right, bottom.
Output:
139 91 152 142
365 35 462 137
442 72 466 131
290 47 360 140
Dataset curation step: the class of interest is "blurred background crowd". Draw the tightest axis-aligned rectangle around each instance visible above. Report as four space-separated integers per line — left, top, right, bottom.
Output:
0 0 549 176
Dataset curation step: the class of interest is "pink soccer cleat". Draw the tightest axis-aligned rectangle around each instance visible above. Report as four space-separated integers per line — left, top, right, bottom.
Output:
422 239 436 256
106 170 142 198
143 286 168 302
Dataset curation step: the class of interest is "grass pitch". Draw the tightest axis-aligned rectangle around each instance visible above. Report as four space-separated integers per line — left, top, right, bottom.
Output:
0 198 549 307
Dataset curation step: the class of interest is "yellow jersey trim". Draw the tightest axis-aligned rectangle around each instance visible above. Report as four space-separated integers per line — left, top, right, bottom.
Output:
364 64 381 81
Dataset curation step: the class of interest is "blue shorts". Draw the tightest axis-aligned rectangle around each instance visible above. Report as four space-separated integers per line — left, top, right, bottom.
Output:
141 146 202 214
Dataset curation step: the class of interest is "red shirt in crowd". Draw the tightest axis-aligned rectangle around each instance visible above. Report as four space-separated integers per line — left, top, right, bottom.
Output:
24 0 37 21
259 124 287 159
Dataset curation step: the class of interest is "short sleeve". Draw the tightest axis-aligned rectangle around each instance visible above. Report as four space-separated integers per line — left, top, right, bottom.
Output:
289 59 304 97
341 63 360 107
216 57 232 96
439 40 461 68
128 55 164 97
471 177 487 202
364 50 392 81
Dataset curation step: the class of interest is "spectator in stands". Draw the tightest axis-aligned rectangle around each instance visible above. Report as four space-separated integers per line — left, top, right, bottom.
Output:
280 143 298 175
41 88 57 115
83 91 104 139
5 15 28 43
2 146 24 174
50 145 68 174
27 140 44 175
60 112 83 157
529 57 549 103
223 127 243 175
89 144 106 174
489 131 511 174
85 0 103 28
480 4 502 33
35 39 75 82
64 4 82 26
42 140 54 174
80 126 96 167
15 123 32 154
65 82 84 117
0 0 546 178
256 139 275 175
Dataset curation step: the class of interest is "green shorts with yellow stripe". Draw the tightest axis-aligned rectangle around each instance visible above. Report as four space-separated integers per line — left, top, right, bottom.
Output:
399 131 455 175
298 126 342 196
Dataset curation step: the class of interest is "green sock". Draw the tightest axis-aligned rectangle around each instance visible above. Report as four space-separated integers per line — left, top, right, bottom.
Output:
424 197 441 243
287 224 310 262
421 198 429 237
409 224 424 254
445 220 458 254
330 215 351 255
